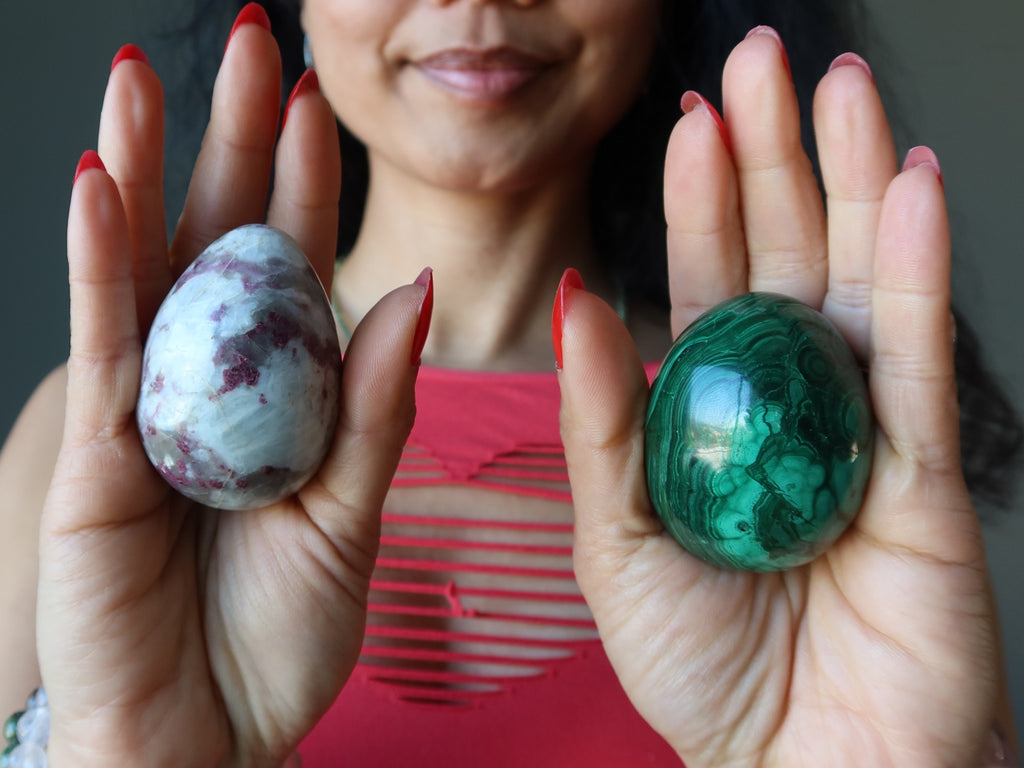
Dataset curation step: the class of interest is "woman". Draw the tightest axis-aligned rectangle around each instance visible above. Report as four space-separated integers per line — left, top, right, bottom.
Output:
0 0 1020 765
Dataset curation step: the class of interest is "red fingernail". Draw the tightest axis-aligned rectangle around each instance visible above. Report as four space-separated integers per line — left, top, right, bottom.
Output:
110 43 150 72
903 145 944 186
411 267 433 366
281 69 320 132
225 2 272 56
828 52 873 80
681 90 732 153
745 25 791 77
73 150 106 186
552 268 585 371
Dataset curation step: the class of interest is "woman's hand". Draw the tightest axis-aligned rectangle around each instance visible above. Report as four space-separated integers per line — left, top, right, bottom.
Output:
558 28 1003 768
37 8 428 766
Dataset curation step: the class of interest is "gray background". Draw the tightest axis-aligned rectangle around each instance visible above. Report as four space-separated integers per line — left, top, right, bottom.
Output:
2 0 1023 741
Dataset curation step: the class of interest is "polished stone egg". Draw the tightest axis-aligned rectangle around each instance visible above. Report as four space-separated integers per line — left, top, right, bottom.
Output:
137 224 342 510
645 292 874 571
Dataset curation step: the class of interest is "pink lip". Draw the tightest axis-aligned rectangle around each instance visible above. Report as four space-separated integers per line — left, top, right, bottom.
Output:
414 47 551 101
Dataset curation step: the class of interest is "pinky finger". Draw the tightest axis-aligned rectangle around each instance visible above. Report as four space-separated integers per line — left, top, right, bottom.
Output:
870 147 956 469
864 148 979 564
65 151 143 450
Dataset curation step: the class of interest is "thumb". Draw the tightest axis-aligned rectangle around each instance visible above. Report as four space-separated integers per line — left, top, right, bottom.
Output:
299 268 432 559
553 269 663 588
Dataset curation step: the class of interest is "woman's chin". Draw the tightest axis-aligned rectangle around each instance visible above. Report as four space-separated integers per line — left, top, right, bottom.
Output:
373 138 585 197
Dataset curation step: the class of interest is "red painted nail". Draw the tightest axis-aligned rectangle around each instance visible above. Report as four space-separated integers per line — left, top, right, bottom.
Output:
73 150 106 186
552 268 585 371
411 267 433 365
828 52 873 80
225 2 272 56
281 69 320 132
681 90 732 153
745 25 791 77
902 145 944 186
110 43 150 72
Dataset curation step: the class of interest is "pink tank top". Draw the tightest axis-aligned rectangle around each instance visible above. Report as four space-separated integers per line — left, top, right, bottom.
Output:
297 364 680 766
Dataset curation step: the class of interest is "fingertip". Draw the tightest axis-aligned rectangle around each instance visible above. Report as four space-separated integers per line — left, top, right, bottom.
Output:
722 26 803 163
742 25 791 77
410 267 433 366
902 146 944 187
680 91 731 153
225 2 273 57
663 103 736 231
72 150 106 187
68 151 130 284
876 153 950 285
110 43 150 72
214 2 281 126
828 52 873 80
552 268 585 371
281 69 321 133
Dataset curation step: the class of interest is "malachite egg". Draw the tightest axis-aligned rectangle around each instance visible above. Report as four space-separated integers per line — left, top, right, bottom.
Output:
137 224 342 510
645 292 874 571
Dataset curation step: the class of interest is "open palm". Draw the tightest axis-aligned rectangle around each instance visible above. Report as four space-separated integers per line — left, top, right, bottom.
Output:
558 30 999 768
37 17 427 766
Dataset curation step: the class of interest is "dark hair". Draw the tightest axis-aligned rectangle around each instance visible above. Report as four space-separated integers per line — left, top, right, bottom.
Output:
156 0 1021 508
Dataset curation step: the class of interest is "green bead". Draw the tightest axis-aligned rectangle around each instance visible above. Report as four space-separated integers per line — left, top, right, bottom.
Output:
1 743 17 768
2 711 20 744
645 292 874 571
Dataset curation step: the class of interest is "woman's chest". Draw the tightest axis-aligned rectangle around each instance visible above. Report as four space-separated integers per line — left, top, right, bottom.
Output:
360 477 598 706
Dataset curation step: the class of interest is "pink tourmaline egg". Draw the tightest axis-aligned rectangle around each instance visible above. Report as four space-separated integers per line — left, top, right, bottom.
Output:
137 225 342 510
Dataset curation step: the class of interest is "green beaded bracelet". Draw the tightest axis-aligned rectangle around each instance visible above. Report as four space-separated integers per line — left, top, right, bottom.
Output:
1 688 48 768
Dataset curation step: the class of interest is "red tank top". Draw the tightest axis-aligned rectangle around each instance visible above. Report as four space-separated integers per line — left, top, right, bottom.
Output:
297 364 680 766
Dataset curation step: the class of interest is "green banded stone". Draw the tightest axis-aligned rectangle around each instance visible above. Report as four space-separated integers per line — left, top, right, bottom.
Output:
645 292 873 571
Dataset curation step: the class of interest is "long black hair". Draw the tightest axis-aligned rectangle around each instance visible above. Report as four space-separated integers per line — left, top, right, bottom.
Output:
155 0 1021 508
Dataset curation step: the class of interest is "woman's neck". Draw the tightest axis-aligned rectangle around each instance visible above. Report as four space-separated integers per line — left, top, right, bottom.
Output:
334 153 612 371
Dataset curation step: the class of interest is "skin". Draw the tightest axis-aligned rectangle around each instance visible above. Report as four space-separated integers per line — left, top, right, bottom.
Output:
309 0 665 369
0 0 1015 765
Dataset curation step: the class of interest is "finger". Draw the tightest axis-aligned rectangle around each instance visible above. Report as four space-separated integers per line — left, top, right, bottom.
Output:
45 150 176 536
64 153 142 450
864 152 973 559
814 54 899 360
53 153 171 536
300 270 432 563
97 45 169 331
723 28 827 307
169 6 281 274
665 93 747 337
553 272 665 593
266 70 342 292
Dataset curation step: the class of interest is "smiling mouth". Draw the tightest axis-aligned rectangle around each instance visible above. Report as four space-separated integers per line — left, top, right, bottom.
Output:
413 47 552 102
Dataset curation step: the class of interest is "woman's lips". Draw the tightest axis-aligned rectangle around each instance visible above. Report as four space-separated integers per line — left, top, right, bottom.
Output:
414 47 551 101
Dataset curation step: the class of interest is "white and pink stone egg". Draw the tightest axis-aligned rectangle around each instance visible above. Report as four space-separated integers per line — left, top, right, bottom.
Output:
137 224 342 510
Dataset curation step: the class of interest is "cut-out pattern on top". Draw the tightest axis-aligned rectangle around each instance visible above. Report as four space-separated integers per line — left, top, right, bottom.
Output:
299 364 683 767
357 368 600 707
